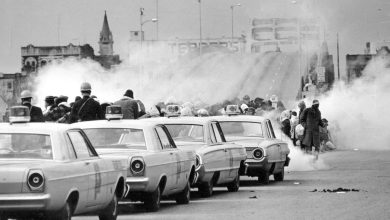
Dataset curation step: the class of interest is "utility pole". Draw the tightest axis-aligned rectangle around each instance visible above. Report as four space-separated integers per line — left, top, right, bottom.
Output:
337 32 340 80
156 0 159 40
198 0 202 56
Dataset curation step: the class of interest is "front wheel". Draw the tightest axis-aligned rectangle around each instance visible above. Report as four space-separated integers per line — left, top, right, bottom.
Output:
227 175 240 192
144 186 161 212
176 181 191 204
99 194 118 220
274 168 284 181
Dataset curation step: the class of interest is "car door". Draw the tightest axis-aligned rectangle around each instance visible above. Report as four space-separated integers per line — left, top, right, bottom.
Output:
209 122 231 183
155 126 177 193
67 130 106 208
265 120 281 160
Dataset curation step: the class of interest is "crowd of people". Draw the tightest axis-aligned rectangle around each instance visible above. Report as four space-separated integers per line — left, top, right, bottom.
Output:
279 100 336 160
13 82 335 159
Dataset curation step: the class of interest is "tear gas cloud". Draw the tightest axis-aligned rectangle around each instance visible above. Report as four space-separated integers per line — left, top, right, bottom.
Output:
319 56 390 150
33 45 301 109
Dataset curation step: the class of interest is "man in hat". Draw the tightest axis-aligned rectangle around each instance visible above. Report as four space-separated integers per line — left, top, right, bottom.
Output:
113 89 139 119
70 82 103 123
20 90 44 122
301 99 324 159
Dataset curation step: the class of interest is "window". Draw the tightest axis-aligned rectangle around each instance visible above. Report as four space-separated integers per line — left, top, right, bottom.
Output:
165 124 204 143
267 120 276 139
155 127 172 149
68 131 95 159
219 121 264 141
0 133 52 159
7 82 12 90
211 122 224 143
84 128 146 150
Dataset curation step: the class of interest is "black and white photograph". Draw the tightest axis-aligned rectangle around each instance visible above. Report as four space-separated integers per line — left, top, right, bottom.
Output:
0 0 389 219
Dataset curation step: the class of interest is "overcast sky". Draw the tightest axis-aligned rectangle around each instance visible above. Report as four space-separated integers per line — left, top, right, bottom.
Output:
1 0 390 73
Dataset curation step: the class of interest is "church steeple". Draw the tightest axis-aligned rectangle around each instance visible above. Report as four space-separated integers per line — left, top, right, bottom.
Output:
99 11 114 56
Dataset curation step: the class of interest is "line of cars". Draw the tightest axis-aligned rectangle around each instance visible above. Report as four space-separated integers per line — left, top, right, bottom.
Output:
0 105 290 220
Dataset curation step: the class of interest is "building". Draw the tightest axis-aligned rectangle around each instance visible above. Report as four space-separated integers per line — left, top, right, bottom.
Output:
95 11 121 69
346 43 390 82
21 11 120 73
0 73 30 122
21 44 95 73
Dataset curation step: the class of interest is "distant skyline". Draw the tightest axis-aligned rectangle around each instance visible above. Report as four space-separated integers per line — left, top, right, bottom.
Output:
1 0 390 74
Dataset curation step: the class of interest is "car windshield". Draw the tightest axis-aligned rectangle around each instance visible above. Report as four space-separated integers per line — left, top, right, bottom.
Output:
0 133 53 159
165 124 204 143
83 128 147 150
219 122 264 141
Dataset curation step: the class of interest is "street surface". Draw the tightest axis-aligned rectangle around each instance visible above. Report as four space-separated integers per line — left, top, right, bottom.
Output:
75 149 390 220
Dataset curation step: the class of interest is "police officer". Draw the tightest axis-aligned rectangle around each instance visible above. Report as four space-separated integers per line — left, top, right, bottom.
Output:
70 82 103 123
20 90 44 122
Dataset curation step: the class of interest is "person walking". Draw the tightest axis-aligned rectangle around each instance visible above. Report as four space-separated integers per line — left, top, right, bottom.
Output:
70 82 104 123
301 100 324 160
20 90 44 122
113 89 139 119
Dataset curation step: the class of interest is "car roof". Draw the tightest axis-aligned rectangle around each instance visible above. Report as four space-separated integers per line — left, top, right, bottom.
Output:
211 115 267 122
71 119 163 129
142 116 216 125
0 122 70 134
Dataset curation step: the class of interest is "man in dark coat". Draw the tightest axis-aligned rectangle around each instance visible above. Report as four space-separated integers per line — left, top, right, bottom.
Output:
20 90 44 122
301 99 324 159
113 89 139 119
70 82 104 123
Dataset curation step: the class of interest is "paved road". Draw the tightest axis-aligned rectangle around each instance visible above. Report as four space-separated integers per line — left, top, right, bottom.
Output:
75 150 390 220
239 52 301 108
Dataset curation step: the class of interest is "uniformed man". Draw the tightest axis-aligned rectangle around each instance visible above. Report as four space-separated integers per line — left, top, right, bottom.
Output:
20 90 44 122
70 82 104 123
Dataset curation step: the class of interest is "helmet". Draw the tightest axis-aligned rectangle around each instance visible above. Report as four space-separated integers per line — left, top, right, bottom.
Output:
80 82 92 91
243 95 250 101
197 109 209 117
20 90 33 99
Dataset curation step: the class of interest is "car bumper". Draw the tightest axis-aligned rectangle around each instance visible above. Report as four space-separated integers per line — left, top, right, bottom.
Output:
0 193 50 211
244 158 270 176
125 177 150 192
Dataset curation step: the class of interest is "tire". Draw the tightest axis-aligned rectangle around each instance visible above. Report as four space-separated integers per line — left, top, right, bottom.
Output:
258 171 270 184
144 186 161 212
175 181 190 204
198 180 214 198
274 168 285 181
47 201 72 220
99 194 118 220
227 175 240 192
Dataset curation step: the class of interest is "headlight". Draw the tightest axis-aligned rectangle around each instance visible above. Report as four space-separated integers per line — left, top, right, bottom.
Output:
130 157 145 175
195 154 202 171
253 148 264 160
27 170 45 191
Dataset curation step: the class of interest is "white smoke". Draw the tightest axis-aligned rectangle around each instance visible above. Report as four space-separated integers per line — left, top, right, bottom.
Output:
319 56 390 150
33 49 300 109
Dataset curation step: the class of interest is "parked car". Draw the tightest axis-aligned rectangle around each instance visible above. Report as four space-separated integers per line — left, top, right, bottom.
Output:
143 116 247 197
74 106 197 212
0 106 127 220
213 111 290 184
